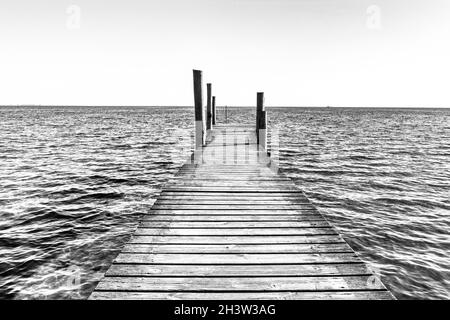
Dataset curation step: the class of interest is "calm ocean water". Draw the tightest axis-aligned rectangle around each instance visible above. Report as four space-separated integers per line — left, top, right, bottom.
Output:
0 106 449 299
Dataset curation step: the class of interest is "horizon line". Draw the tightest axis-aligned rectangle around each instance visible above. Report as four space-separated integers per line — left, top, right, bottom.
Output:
0 105 449 109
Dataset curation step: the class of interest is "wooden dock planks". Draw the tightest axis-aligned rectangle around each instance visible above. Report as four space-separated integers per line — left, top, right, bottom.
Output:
90 125 394 300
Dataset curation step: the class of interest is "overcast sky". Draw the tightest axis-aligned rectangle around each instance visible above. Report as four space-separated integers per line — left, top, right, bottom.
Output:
0 0 449 107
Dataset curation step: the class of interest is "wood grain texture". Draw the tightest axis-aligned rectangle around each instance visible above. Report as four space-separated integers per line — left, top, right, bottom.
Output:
95 275 386 291
129 235 346 244
139 221 330 228
105 263 370 277
90 291 394 300
151 205 317 210
141 215 325 221
146 209 320 215
133 227 336 236
113 252 360 264
120 243 353 254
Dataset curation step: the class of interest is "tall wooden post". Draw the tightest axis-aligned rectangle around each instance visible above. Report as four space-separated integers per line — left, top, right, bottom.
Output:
256 92 264 141
256 92 267 151
193 70 205 149
212 96 216 125
206 83 212 130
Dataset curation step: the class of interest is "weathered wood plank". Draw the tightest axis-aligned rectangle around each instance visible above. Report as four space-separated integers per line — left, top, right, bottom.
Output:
133 227 335 236
163 188 302 192
180 166 271 169
178 169 270 172
95 275 385 291
151 205 316 210
129 235 345 244
139 221 330 228
158 195 309 201
121 243 352 254
173 176 290 181
113 253 358 264
90 290 394 300
105 263 370 277
154 200 311 205
160 192 307 197
147 209 320 215
166 182 297 188
142 214 324 221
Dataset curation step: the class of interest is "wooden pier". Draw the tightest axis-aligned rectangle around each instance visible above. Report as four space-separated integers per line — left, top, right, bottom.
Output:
89 71 393 300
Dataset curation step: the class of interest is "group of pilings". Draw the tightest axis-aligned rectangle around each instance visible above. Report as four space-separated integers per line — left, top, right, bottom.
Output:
193 69 267 152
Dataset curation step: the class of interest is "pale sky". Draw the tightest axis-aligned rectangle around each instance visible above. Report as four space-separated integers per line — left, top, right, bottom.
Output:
0 0 449 107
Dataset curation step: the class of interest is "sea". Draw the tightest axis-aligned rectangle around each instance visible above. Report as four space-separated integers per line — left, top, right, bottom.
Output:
0 106 448 299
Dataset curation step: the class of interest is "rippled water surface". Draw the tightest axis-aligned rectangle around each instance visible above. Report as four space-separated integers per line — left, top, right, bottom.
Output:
0 106 449 299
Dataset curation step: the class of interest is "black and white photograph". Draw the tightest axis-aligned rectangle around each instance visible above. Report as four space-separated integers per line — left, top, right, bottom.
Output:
0 0 449 309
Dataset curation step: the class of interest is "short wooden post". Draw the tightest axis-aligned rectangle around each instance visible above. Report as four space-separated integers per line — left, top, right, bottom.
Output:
193 70 205 149
206 83 212 130
225 105 228 123
212 96 216 125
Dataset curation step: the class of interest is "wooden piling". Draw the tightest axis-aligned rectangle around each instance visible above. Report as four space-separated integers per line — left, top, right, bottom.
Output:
256 92 264 133
206 83 212 130
212 96 216 125
256 92 266 150
193 70 205 148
